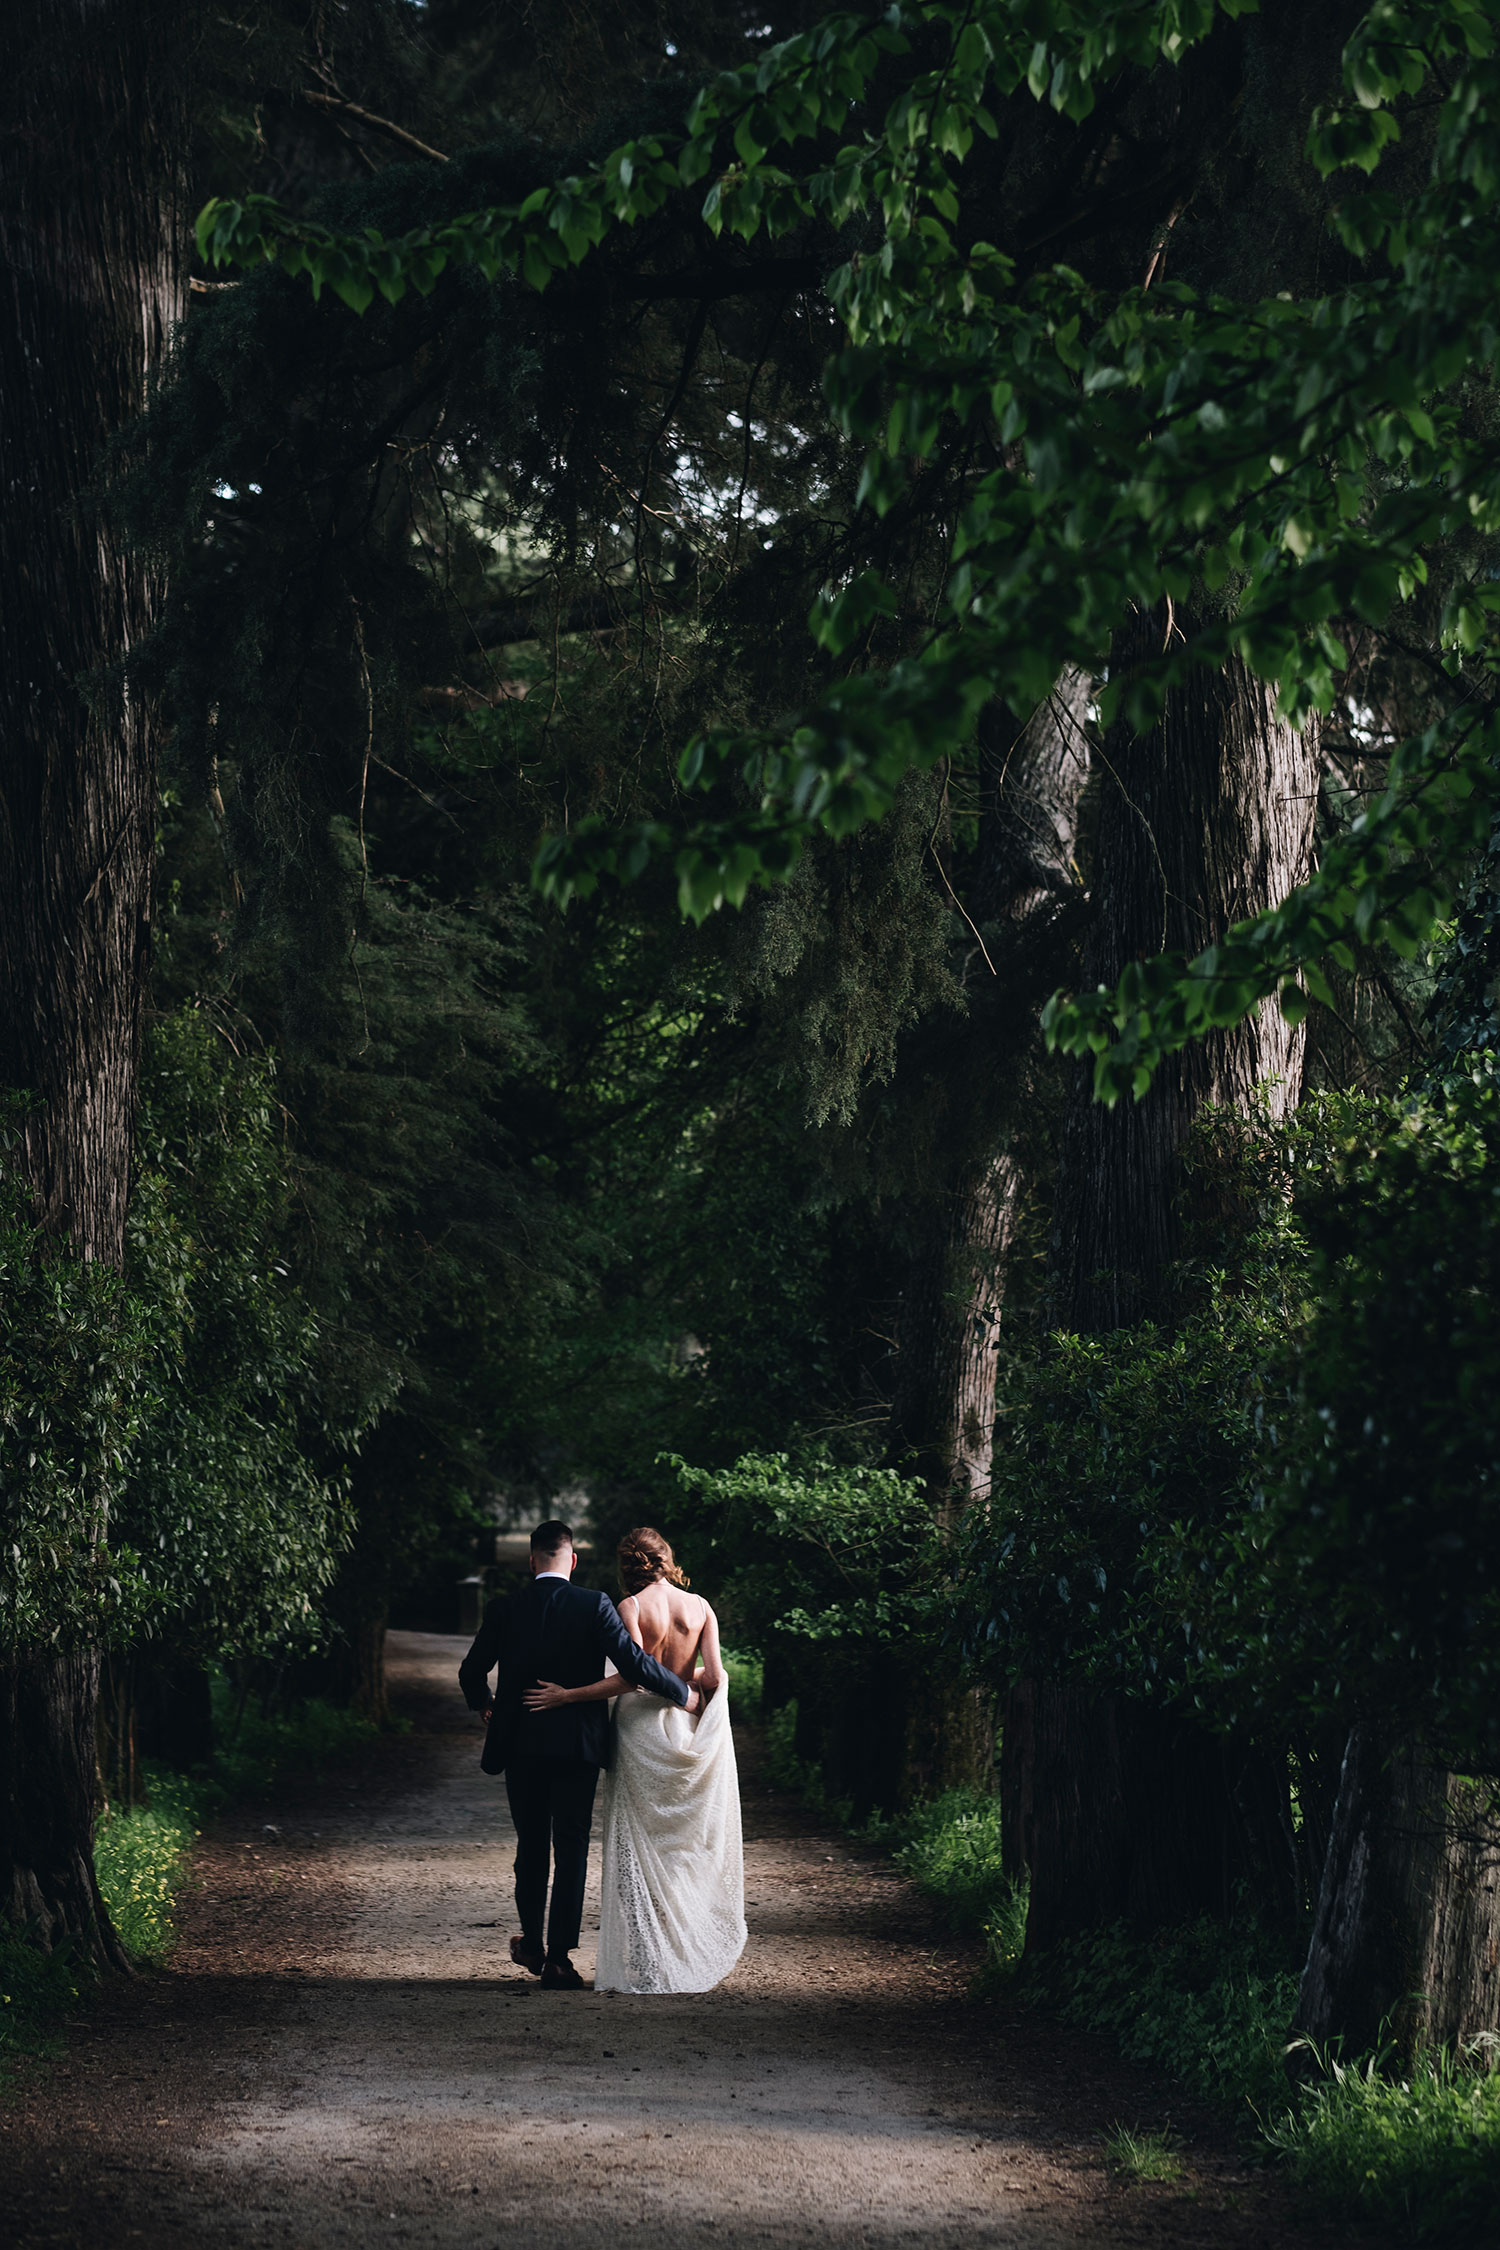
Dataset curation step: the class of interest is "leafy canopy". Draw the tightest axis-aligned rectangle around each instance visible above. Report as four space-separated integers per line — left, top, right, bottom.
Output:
663 1447 938 1644
200 1 1500 1096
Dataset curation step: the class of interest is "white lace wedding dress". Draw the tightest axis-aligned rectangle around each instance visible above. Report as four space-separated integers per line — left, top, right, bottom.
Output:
595 1669 746 1994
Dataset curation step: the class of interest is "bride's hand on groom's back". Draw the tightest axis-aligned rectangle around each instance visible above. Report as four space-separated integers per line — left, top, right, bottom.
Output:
523 1678 569 1710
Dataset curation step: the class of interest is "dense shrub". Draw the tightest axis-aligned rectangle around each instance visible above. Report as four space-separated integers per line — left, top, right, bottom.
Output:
1 1008 349 1662
669 1448 938 1649
959 1074 1500 1770
955 1104 1307 1723
93 1765 206 1964
1032 1914 1303 2120
1261 1064 1500 1765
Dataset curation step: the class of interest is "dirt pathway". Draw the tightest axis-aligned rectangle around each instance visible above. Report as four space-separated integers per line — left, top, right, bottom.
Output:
5 1632 1364 2249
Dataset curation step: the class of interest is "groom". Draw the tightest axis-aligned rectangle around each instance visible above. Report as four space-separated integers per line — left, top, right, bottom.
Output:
458 1519 699 1989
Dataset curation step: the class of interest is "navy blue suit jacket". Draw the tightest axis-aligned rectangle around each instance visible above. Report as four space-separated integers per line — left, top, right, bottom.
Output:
458 1574 690 1774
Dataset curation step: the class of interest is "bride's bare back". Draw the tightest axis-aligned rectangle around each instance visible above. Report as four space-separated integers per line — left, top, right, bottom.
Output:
620 1580 724 1691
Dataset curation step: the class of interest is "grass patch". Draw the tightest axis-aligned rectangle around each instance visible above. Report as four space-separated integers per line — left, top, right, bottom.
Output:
1266 2038 1500 2245
887 1787 1029 1981
1103 2123 1185 2182
93 1763 207 1965
892 1787 1007 1929
1033 1912 1302 2119
761 1702 1028 1978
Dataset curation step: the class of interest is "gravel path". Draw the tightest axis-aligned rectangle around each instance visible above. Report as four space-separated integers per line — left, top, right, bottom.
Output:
4 1631 1366 2249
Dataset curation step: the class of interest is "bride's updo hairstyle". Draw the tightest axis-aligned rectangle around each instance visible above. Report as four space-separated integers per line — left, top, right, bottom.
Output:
617 1526 689 1595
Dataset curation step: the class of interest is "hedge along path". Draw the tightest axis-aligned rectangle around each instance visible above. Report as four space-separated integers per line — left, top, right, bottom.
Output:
5 1631 1366 2249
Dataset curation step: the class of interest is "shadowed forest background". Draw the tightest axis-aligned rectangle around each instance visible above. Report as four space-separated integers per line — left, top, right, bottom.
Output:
3 1 1500 2239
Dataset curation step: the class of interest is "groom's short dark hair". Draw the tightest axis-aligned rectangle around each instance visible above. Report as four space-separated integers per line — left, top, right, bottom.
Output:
531 1519 574 1560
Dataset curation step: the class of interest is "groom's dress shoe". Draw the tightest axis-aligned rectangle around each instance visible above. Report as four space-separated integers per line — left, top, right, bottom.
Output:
540 1956 586 1990
510 1935 546 1976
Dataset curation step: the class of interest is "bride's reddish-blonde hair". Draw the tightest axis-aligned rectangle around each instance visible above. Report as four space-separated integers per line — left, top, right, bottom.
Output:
617 1526 689 1594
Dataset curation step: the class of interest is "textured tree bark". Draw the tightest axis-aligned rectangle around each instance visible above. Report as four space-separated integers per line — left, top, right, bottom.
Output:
0 1650 122 1954
289 1599 391 1726
882 678 1092 1801
1298 1730 1500 2055
0 0 186 1959
1008 1682 1300 1946
888 1150 1023 1515
889 673 1093 1515
1053 621 1318 1329
1012 618 1320 1949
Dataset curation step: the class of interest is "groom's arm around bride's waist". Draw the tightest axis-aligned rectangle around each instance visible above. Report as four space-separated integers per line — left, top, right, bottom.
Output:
456 1584 692 1727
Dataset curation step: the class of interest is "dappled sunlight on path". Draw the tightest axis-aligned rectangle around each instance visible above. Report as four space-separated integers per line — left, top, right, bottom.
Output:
184 1635 1071 2247
5 1632 1368 2249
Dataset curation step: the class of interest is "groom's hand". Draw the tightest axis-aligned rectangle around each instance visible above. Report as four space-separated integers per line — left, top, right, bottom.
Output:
684 1686 702 1715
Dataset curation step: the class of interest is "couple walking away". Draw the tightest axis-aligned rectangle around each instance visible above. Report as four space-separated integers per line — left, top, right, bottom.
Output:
458 1519 746 1994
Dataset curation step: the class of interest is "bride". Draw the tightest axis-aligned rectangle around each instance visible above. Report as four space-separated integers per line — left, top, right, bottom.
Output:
522 1527 746 1994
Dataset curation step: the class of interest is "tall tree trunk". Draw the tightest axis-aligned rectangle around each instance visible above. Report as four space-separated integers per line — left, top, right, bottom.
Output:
886 675 1092 1800
1298 1729 1500 2055
889 672 1093 1512
0 0 185 1958
0 1652 120 1953
1006 1680 1301 1946
1053 622 1315 1329
888 1150 1023 1514
1011 619 1320 1949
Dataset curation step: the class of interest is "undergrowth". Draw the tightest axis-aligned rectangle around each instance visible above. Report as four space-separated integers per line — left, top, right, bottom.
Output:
1031 1913 1303 2118
764 1702 1028 1977
88 1688 384 1971
0 1930 87 2079
719 1645 763 1721
764 1699 847 1814
761 1691 1500 2244
1034 1914 1500 2243
4 1675 391 2085
208 1677 383 1801
887 1787 1029 1979
93 1762 207 1964
1266 2037 1500 2244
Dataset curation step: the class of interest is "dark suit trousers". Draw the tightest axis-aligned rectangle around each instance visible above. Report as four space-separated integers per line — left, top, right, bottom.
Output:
504 1754 600 1958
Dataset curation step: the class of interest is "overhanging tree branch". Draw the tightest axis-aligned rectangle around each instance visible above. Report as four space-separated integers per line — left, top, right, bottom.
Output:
302 89 448 166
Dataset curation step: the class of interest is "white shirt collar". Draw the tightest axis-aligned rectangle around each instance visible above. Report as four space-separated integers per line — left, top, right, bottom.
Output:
535 1569 571 1582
